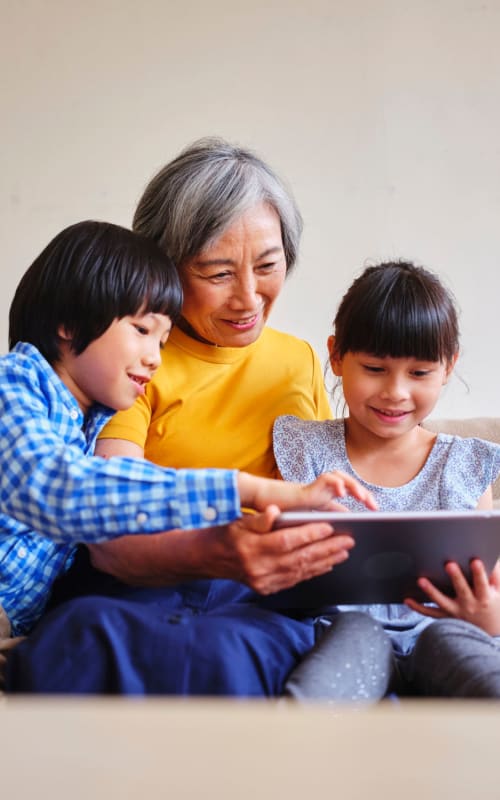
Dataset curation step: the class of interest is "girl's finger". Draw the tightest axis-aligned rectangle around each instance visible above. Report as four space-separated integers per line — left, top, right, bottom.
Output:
468 558 491 601
490 560 500 589
415 576 458 616
445 561 475 600
404 597 447 618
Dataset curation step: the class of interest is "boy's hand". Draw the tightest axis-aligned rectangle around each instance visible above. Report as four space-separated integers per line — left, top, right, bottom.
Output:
296 471 378 512
238 470 377 514
405 559 500 636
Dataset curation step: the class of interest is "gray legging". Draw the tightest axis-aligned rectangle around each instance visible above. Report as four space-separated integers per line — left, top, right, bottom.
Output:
284 613 500 701
284 611 394 702
407 618 500 698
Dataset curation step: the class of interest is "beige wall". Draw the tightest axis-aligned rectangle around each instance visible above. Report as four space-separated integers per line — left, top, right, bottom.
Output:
2 0 499 417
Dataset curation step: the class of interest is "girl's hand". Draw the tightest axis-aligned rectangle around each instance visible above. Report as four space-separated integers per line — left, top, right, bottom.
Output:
405 559 500 636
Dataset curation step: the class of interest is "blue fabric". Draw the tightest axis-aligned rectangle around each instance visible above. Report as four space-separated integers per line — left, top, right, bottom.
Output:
0 344 241 634
6 551 316 696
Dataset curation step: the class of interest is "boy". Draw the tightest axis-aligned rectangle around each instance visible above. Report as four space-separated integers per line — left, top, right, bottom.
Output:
1 219 370 643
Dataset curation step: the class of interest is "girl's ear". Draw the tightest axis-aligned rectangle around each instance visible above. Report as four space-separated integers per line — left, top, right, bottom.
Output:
328 335 343 377
443 352 459 383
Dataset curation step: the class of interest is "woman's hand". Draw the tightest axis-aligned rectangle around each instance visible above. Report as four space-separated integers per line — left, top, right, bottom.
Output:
238 470 377 514
405 559 500 636
88 505 355 594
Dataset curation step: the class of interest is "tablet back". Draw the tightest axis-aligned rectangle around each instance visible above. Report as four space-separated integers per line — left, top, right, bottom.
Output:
265 510 500 607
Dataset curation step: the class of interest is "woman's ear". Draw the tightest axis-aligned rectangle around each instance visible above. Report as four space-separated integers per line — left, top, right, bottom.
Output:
328 335 343 377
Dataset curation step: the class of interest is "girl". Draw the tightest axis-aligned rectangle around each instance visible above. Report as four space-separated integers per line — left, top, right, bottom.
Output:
273 260 500 700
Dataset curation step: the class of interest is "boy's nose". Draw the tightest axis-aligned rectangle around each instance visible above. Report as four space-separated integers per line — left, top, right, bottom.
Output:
143 348 161 370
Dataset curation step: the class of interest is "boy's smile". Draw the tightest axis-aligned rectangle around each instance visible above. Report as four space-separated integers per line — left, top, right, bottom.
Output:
55 312 172 414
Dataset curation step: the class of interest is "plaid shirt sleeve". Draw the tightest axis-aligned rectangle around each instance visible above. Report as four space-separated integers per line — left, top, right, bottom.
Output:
0 360 241 544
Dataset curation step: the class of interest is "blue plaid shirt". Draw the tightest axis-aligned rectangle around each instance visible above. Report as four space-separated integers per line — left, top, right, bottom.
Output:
0 343 241 634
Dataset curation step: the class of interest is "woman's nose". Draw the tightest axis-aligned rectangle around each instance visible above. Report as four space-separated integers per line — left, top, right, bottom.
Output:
229 274 259 308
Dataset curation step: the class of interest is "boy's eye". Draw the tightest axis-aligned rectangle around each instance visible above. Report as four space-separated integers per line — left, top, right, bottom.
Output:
412 370 431 377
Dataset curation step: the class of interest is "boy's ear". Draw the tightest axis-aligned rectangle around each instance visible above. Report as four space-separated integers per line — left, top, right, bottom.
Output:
328 335 343 377
57 325 72 342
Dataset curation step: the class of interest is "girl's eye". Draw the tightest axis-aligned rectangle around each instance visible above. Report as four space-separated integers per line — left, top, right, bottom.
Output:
134 324 149 335
412 370 431 378
363 365 384 373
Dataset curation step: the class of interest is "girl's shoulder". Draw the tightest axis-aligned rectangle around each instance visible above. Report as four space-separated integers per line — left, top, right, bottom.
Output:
273 417 345 482
273 415 341 443
431 433 500 503
434 431 500 462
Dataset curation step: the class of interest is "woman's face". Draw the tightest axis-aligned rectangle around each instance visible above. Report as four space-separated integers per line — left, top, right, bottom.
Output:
179 202 287 347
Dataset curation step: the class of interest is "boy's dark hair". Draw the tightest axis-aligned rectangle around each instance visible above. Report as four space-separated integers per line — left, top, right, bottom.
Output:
9 220 183 363
332 260 459 364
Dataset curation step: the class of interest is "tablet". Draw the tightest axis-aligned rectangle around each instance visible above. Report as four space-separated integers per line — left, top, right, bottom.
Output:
264 510 500 607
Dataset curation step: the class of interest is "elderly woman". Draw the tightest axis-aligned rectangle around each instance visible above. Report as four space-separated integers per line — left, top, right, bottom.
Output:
6 138 370 696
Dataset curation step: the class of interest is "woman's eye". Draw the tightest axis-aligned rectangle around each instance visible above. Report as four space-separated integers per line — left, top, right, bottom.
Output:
134 324 149 335
257 262 275 272
207 271 231 281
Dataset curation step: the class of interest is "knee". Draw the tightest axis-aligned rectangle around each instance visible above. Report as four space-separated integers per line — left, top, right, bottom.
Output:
414 618 491 661
324 610 388 641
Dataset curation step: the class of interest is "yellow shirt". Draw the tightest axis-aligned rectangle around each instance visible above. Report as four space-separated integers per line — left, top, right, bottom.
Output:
99 326 332 478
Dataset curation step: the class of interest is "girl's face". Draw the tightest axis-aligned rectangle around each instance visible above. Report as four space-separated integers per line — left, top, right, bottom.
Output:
178 202 287 348
56 311 172 414
329 336 457 440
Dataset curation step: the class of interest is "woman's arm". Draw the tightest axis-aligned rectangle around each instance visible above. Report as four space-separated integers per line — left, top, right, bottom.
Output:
88 506 355 593
94 439 144 459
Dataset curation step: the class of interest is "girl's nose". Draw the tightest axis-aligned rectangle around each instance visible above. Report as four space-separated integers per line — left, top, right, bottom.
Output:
380 376 411 401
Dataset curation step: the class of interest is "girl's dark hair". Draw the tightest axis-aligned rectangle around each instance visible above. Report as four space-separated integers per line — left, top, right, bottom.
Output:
332 260 459 364
9 220 183 363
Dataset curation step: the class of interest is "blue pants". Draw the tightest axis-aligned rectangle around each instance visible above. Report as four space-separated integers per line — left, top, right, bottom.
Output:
6 550 317 696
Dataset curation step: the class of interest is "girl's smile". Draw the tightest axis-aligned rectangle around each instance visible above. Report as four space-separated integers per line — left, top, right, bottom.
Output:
329 344 457 445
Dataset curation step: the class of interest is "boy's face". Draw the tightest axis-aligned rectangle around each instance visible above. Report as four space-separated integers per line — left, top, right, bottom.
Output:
56 312 171 414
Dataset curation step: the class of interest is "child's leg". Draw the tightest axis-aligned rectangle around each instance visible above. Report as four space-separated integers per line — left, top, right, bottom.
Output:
408 618 500 698
283 611 394 702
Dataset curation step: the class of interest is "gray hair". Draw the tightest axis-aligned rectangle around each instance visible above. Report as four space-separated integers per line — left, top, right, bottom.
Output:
132 137 303 273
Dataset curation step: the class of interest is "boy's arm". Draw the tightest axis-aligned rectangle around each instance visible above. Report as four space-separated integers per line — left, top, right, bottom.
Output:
0 376 241 542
